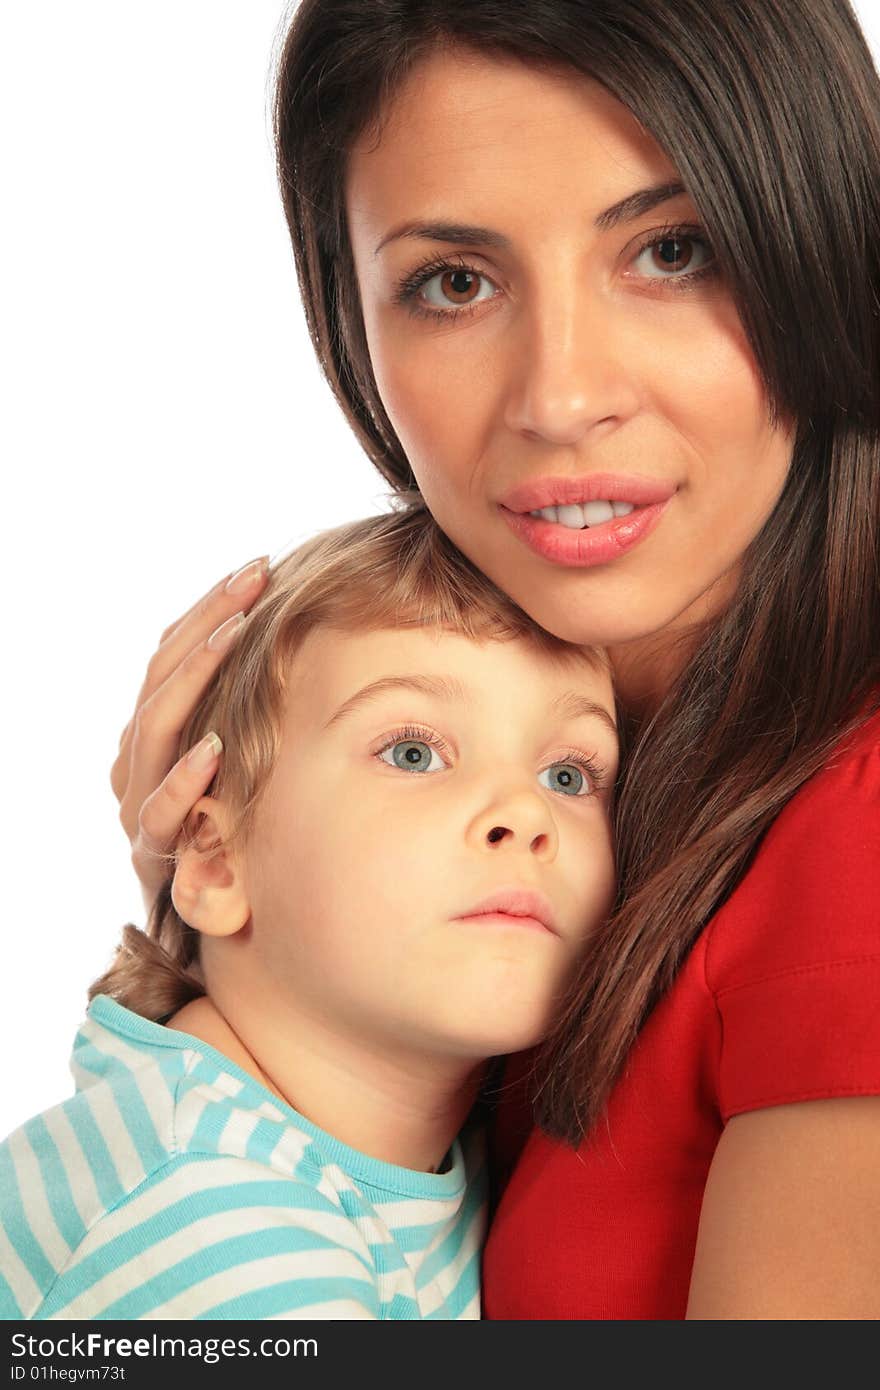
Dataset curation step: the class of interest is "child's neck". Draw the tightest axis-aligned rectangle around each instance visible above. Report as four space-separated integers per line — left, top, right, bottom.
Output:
166 993 485 1173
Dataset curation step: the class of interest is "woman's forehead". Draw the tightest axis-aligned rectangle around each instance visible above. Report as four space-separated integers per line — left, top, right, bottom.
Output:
346 48 684 248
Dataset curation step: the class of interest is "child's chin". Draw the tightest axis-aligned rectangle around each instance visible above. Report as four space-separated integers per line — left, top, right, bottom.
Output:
448 1012 556 1060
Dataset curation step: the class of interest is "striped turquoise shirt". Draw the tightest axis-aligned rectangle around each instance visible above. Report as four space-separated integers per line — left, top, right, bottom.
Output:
0 997 485 1320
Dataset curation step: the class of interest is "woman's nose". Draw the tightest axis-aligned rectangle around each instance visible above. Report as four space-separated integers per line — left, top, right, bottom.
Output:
503 285 638 446
467 787 559 861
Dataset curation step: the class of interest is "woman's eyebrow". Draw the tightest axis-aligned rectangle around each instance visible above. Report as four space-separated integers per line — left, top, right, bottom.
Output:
373 180 687 255
374 221 511 255
595 179 686 231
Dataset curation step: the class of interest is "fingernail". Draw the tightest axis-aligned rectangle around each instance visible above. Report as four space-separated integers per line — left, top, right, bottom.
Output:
207 611 245 652
225 556 268 594
187 731 223 769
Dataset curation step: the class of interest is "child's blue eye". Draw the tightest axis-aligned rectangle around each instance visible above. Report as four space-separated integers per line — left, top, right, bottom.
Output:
379 739 448 773
538 763 588 797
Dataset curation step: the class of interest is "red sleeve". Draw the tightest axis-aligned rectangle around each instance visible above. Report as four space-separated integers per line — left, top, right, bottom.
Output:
705 711 880 1121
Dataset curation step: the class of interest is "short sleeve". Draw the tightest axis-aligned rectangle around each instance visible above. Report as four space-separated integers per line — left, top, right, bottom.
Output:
706 715 880 1121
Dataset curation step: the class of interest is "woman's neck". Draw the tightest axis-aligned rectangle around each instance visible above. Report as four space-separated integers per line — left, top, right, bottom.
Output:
608 570 738 719
608 629 691 721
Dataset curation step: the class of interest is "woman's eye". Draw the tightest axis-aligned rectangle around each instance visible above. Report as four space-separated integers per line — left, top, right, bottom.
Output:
538 763 589 797
379 739 448 773
632 232 714 282
418 268 496 311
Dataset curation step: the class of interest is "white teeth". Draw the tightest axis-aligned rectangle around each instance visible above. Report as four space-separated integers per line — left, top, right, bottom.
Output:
581 500 615 525
528 499 635 528
556 504 586 529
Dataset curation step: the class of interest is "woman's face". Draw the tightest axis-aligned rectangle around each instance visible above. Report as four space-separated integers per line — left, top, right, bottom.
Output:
346 50 795 652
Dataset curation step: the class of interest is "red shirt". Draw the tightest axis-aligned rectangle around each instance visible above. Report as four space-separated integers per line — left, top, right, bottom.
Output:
483 705 880 1320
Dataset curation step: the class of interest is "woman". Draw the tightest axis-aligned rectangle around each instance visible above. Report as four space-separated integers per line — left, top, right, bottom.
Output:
112 0 880 1317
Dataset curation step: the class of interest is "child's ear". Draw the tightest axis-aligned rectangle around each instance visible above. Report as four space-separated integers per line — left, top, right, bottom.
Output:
171 797 250 937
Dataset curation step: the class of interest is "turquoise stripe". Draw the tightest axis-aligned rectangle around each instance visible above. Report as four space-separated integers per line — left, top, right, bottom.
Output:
65 1095 124 1210
157 1050 186 1102
337 1187 375 1223
188 1101 228 1155
0 1144 56 1293
386 1219 454 1253
245 1116 289 1164
24 1116 87 1251
0 1267 23 1318
186 1054 278 1115
426 1247 481 1319
90 1224 375 1320
383 1291 420 1319
196 1276 379 1320
74 1042 165 1172
186 1053 224 1085
184 1055 234 1105
38 1165 374 1318
294 1144 327 1184
416 1165 485 1291
367 1240 408 1275
366 1180 462 1205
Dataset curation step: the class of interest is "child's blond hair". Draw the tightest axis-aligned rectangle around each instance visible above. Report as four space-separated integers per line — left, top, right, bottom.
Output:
91 502 600 1021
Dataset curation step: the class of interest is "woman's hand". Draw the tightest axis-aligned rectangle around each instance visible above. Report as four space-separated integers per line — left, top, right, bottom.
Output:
111 557 270 914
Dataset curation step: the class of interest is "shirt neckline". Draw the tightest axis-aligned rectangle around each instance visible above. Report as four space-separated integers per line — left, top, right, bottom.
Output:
87 994 467 1200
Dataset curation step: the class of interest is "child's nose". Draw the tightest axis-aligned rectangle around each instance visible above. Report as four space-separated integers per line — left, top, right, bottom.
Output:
467 788 559 860
486 822 553 856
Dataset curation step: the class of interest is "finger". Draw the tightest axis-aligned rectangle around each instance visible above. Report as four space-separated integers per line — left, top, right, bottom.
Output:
110 740 129 803
135 731 224 859
110 715 136 803
112 557 268 809
138 556 269 707
119 612 245 836
158 563 243 644
130 731 222 914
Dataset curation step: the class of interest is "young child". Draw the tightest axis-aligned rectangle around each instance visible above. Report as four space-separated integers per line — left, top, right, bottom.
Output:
0 506 618 1320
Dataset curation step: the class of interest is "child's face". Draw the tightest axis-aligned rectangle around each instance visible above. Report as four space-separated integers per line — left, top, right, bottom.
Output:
242 626 618 1059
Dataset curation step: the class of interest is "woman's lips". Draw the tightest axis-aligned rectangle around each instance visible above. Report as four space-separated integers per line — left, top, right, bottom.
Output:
501 472 676 513
498 474 676 569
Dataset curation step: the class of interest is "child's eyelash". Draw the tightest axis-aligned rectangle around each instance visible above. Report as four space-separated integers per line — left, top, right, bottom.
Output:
373 723 454 763
393 223 718 320
373 726 608 794
548 749 608 795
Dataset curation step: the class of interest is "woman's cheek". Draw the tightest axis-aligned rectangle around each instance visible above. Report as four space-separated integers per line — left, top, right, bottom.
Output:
370 316 496 490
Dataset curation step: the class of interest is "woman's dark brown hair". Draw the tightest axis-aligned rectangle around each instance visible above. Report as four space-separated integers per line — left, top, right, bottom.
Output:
274 0 880 1141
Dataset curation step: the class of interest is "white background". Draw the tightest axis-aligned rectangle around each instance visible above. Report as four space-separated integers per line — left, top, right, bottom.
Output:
3 0 879 1137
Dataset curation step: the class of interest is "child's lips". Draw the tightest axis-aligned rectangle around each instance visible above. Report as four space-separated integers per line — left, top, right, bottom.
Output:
453 887 558 936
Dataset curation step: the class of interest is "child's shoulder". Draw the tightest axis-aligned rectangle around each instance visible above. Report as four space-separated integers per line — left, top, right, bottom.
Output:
0 998 362 1319
0 1127 378 1319
1 1001 486 1319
